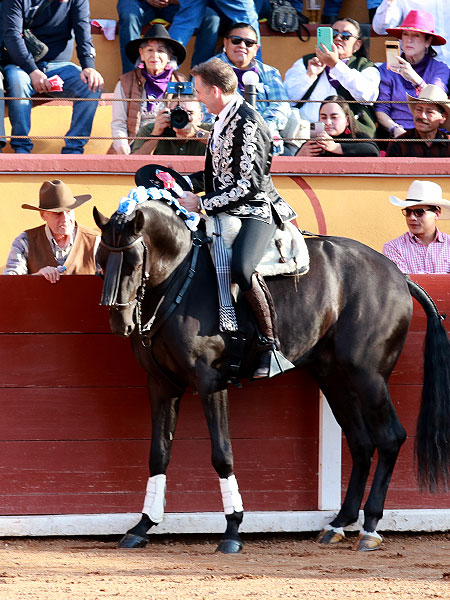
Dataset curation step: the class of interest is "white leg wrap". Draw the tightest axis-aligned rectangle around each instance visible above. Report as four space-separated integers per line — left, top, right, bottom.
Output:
142 474 166 523
219 475 244 515
361 529 383 541
325 524 345 536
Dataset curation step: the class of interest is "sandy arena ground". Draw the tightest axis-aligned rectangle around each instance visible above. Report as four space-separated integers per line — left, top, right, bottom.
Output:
1 532 450 599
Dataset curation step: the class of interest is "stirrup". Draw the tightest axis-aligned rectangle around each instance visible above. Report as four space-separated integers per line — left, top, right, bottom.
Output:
253 348 295 379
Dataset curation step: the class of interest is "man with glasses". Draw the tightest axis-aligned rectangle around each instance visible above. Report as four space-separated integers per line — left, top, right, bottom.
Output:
382 180 450 273
215 22 290 154
284 17 380 137
386 84 450 157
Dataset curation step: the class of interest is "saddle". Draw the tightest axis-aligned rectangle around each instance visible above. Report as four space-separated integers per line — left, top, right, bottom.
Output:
204 213 310 277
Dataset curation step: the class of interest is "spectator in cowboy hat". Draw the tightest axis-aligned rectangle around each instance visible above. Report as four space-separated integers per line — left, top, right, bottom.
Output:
383 180 450 273
386 84 450 157
3 180 99 282
109 23 187 155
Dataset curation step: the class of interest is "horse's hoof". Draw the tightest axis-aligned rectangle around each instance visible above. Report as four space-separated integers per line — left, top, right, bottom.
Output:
316 528 345 545
118 533 149 548
215 538 243 554
352 532 383 552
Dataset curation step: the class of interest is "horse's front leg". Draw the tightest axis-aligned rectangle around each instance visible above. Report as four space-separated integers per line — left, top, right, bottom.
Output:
200 386 244 554
119 380 182 548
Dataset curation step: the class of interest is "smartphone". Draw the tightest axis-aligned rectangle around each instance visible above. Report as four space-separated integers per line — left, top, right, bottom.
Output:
310 122 325 138
317 26 334 52
385 40 401 70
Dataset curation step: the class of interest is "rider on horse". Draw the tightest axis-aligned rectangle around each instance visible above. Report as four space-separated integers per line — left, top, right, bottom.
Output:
182 58 297 378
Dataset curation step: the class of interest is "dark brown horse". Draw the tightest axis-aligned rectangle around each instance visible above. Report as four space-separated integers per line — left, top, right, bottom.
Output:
93 196 450 553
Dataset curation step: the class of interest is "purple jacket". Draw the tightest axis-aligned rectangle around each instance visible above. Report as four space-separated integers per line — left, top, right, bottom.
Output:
375 54 450 130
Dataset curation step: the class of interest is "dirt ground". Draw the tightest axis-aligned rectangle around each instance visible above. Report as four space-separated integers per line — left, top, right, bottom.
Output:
1 532 450 600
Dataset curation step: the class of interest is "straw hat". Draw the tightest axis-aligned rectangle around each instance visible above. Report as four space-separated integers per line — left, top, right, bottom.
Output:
22 180 92 212
389 180 450 219
125 23 186 66
406 84 450 130
386 10 446 46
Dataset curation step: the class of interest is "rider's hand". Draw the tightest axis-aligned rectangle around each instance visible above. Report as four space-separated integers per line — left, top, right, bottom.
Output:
181 191 201 213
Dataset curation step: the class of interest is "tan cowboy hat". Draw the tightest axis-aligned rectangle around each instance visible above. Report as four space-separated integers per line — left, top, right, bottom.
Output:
406 84 450 130
22 180 92 212
389 180 450 219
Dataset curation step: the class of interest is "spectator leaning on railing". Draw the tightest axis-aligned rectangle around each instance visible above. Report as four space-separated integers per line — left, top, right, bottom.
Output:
284 18 380 137
386 84 450 157
109 23 187 155
374 10 449 140
2 0 104 154
296 95 379 157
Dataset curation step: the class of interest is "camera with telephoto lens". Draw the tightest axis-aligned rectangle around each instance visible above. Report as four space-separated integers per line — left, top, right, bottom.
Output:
166 81 194 129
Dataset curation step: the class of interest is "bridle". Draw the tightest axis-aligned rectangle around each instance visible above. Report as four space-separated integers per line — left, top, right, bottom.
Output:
100 217 209 346
99 214 149 310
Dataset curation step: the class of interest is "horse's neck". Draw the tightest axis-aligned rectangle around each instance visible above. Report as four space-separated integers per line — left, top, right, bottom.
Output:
146 212 192 288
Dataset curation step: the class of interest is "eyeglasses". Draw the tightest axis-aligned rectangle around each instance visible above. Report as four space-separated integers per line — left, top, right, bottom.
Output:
401 207 437 217
226 35 258 48
332 30 357 41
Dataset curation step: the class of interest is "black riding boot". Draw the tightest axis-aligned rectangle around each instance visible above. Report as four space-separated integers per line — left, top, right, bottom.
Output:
244 272 294 379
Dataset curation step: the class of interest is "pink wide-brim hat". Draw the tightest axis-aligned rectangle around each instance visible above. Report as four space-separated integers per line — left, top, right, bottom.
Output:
386 9 446 46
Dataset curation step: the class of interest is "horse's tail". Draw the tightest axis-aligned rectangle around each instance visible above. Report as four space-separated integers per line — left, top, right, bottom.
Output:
407 277 450 492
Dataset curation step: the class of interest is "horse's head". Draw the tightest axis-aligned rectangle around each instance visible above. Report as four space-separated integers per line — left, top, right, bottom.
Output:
94 206 149 337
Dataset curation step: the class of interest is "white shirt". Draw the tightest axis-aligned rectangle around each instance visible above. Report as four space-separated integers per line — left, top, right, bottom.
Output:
372 0 450 66
211 95 241 149
283 58 380 123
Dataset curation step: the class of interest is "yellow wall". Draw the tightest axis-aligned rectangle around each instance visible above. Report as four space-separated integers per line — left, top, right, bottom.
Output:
2 173 450 271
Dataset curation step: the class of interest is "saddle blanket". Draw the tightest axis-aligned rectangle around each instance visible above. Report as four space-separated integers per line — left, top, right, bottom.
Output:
204 214 310 277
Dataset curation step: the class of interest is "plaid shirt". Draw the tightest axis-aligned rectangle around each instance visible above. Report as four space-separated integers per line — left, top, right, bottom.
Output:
382 229 450 273
386 128 450 158
217 52 290 132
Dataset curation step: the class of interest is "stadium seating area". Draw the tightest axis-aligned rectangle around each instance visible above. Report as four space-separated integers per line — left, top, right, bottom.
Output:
1 0 387 154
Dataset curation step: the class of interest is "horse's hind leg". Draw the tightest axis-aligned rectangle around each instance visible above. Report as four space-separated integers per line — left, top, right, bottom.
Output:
119 382 182 549
355 388 406 551
200 387 244 554
315 370 405 550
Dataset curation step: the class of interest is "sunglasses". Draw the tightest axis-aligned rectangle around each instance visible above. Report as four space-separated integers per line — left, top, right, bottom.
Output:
401 207 437 217
227 35 258 48
333 30 357 41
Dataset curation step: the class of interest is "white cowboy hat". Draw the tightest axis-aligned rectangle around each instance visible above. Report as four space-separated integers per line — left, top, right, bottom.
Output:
389 180 450 219
406 84 450 131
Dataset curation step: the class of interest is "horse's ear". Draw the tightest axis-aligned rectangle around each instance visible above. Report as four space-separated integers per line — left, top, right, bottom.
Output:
134 209 147 235
93 207 110 230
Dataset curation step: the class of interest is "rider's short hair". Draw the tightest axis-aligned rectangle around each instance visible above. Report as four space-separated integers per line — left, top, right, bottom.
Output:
191 58 238 95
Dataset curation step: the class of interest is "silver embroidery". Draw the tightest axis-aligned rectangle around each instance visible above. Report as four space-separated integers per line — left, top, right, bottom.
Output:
204 117 258 211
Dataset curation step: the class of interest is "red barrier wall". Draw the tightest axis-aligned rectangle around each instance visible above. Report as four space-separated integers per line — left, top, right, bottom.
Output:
0 275 449 516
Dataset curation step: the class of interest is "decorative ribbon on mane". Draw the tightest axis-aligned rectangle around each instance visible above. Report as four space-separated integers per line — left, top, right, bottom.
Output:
116 180 200 232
